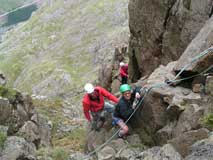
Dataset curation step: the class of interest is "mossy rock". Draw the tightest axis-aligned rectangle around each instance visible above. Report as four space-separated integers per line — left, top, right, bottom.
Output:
200 113 213 130
0 85 18 103
0 131 7 148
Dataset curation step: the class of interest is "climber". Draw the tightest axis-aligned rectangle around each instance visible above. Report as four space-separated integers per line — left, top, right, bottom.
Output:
119 62 128 84
113 84 141 138
82 83 119 131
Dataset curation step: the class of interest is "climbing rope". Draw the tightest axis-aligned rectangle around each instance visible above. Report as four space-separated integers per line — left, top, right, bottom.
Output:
83 47 213 159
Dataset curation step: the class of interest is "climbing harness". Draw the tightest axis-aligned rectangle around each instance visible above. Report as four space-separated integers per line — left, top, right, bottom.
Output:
82 47 213 159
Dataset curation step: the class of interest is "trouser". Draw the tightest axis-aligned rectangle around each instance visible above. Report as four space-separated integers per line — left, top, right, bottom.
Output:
121 76 128 84
90 102 115 130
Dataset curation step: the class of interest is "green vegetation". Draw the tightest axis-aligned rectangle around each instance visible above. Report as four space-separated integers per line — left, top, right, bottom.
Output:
128 143 145 150
0 0 128 100
0 131 7 148
51 148 69 160
36 147 69 160
200 113 213 129
0 85 17 102
53 128 86 151
33 98 64 133
33 98 86 151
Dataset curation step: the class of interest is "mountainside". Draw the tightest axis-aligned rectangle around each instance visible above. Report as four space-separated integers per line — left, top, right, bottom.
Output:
0 0 129 103
0 0 212 159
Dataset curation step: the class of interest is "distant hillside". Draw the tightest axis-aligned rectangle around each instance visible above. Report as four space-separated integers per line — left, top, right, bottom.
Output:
0 0 129 104
0 0 33 14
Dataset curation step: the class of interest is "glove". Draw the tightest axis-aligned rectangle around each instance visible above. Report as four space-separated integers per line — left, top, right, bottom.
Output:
89 121 97 130
91 121 102 131
135 92 141 99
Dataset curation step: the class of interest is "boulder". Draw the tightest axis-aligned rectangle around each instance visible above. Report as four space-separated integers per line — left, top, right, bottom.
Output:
98 146 116 160
0 136 36 160
174 17 213 73
132 61 203 144
85 129 108 152
172 104 204 137
108 138 126 152
18 114 51 148
115 147 139 160
0 98 12 125
156 122 176 145
138 144 182 160
98 64 113 91
169 128 209 157
184 136 213 160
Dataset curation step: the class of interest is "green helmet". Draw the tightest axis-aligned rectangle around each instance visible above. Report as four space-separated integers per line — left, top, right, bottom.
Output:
120 84 131 93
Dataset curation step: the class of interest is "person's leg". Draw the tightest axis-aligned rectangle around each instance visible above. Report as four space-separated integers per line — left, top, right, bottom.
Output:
124 76 128 84
117 120 129 137
90 112 100 131
112 117 128 137
104 101 115 113
121 77 125 84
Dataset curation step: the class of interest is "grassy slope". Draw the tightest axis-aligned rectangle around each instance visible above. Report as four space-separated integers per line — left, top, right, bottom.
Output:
0 0 128 101
0 0 129 152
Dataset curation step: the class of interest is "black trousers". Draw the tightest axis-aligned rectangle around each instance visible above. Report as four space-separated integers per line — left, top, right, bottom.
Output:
121 76 128 84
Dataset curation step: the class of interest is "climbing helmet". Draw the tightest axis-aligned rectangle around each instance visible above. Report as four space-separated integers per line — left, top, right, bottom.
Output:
84 83 94 94
120 84 131 93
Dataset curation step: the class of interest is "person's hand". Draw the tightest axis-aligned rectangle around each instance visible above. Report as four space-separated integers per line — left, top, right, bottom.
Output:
91 121 98 130
135 92 141 99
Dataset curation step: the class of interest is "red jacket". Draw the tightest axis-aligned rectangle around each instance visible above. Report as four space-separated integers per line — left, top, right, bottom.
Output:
82 86 118 121
119 64 128 77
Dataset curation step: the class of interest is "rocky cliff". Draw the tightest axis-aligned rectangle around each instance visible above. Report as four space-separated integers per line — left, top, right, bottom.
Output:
82 1 213 160
0 83 51 159
128 0 212 82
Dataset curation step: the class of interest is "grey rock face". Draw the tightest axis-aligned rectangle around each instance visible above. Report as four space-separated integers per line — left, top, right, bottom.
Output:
128 0 212 81
18 114 51 148
0 88 51 150
0 136 36 160
138 144 182 160
98 146 116 160
0 98 12 124
205 76 213 96
184 137 213 160
174 17 213 73
170 128 209 157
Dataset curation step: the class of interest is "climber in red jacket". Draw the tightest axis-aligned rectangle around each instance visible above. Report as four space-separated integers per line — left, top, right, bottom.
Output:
119 62 128 84
82 83 118 131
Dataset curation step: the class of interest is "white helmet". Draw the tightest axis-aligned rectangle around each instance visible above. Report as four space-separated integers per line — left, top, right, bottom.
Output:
120 62 125 67
84 83 94 94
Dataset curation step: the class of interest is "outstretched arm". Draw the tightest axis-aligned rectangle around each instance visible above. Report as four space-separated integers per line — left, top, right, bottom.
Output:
99 87 118 103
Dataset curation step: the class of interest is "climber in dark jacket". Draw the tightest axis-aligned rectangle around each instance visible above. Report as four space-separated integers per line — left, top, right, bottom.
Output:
113 84 141 138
